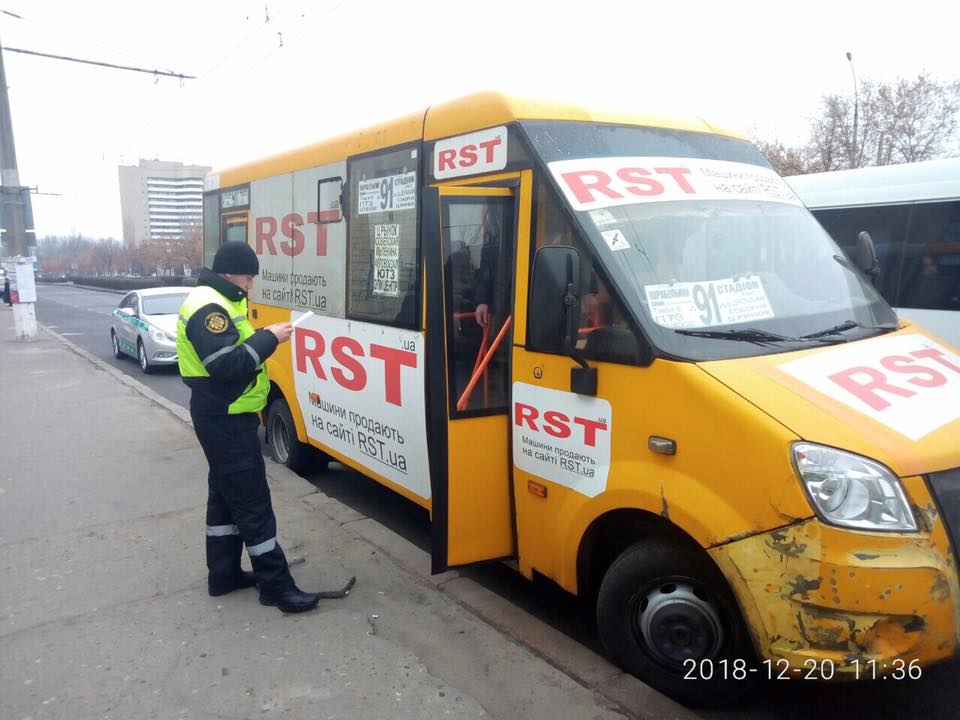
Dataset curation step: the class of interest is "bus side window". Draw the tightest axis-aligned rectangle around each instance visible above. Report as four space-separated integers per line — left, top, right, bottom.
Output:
898 200 960 310
346 146 420 328
811 204 910 304
531 184 641 365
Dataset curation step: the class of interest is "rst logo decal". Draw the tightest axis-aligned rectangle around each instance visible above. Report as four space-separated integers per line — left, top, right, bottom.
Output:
292 313 429 497
512 382 612 497
548 156 802 212
779 334 960 441
433 126 507 180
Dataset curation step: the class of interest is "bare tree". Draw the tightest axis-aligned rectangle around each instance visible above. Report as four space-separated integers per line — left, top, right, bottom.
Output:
880 73 960 162
756 71 960 174
755 139 821 176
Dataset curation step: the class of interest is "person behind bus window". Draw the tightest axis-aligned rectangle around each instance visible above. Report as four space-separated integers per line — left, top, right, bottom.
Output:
446 200 512 412
901 252 953 309
533 184 639 363
473 204 510 331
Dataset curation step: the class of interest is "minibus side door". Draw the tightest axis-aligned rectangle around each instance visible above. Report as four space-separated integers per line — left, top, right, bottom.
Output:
424 185 519 571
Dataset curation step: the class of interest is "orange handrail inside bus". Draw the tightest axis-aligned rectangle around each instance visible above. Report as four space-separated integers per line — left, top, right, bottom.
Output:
457 315 513 412
453 310 491 406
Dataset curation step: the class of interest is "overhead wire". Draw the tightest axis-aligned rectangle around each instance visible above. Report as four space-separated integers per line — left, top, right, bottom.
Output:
0 6 178 73
122 0 354 161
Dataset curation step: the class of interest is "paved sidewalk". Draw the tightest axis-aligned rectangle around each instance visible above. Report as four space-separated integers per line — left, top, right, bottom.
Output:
0 308 693 720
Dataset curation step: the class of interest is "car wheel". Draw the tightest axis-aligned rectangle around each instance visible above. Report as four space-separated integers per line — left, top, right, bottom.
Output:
266 397 315 473
111 330 123 359
137 339 154 374
596 539 758 706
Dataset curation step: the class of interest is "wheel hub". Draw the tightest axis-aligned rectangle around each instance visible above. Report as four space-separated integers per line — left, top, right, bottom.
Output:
270 415 290 461
638 582 723 666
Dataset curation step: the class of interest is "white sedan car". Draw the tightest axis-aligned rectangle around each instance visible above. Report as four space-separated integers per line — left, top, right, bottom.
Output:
111 287 189 373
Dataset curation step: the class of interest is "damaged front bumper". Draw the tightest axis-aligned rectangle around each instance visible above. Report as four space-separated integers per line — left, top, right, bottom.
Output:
710 475 960 676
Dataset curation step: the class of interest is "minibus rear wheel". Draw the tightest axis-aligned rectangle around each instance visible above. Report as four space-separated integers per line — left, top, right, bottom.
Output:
596 539 758 706
266 398 314 474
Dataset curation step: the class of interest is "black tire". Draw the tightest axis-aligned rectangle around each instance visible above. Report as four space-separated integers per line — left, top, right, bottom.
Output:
596 539 758 706
137 339 154 374
111 330 123 360
266 398 315 473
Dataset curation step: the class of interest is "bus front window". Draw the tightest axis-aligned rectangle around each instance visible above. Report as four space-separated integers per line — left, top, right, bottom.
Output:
523 120 898 361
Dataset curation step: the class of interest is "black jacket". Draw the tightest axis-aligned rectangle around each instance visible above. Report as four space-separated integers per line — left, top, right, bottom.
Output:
181 269 278 416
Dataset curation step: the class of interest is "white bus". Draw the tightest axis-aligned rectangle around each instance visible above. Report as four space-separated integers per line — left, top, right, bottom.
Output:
787 158 960 345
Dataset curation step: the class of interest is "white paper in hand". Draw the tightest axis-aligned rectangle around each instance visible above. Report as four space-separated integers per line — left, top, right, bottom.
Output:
291 311 314 328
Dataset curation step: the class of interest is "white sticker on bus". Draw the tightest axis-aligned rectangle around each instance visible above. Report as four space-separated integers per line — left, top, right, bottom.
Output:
601 229 630 251
644 275 774 328
373 224 400 297
292 313 431 498
358 171 417 215
433 126 508 180
779 334 960 440
549 156 803 212
513 383 611 497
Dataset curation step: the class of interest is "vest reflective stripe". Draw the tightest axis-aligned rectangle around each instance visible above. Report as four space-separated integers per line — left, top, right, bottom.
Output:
176 284 270 414
202 344 237 367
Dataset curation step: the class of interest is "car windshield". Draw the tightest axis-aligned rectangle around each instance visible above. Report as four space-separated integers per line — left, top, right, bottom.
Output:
523 120 897 360
142 292 188 316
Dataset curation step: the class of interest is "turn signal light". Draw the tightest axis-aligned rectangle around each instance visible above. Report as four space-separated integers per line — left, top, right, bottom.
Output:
527 480 548 498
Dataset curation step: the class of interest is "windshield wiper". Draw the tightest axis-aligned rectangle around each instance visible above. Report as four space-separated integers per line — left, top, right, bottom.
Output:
800 320 895 340
674 327 843 346
674 328 800 345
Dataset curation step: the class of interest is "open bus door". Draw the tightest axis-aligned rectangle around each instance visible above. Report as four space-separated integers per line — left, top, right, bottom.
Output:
424 181 528 572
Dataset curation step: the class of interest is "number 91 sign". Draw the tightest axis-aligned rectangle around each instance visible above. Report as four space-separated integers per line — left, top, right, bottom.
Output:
644 275 775 329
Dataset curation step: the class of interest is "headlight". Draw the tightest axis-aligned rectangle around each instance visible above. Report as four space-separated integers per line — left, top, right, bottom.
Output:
792 443 917 532
149 327 175 342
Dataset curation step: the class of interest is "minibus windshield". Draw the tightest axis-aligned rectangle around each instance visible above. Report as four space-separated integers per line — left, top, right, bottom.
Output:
523 121 898 361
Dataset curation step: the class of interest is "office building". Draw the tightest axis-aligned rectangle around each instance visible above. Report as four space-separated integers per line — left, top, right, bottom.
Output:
118 159 211 246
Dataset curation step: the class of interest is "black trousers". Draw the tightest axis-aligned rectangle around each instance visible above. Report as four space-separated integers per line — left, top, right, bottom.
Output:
191 411 293 593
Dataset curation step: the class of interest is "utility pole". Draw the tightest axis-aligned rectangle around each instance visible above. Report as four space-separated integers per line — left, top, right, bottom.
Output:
0 37 38 339
0 36 27 257
846 51 859 169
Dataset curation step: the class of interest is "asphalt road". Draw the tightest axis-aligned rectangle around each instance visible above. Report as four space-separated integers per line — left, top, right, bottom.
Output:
31 281 960 718
35 282 190 408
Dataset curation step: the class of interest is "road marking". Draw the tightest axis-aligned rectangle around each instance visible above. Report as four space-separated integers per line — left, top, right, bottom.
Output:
60 332 84 336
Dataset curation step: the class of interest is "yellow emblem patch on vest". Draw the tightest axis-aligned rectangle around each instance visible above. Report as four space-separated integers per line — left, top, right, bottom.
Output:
204 311 229 334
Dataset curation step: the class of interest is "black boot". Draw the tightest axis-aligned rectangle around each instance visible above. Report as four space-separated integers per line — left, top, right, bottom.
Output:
207 533 257 596
208 570 258 597
258 584 321 613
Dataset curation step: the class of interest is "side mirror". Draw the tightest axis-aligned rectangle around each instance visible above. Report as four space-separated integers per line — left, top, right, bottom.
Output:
855 231 881 285
529 245 597 395
118 307 134 316
529 245 581 353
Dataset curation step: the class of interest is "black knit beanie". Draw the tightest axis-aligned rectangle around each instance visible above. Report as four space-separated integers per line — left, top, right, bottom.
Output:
211 242 259 275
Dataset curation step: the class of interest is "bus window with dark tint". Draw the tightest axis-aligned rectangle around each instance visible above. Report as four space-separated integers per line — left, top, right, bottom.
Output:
898 200 960 311
442 196 514 415
810 204 910 304
347 146 420 328
532 183 641 364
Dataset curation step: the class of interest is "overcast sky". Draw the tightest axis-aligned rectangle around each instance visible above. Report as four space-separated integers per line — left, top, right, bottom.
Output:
1 0 957 240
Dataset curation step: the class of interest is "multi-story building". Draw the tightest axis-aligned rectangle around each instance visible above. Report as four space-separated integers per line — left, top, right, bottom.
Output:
118 159 211 246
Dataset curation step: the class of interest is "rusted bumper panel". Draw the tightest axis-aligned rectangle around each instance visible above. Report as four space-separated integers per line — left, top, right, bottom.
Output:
710 477 960 676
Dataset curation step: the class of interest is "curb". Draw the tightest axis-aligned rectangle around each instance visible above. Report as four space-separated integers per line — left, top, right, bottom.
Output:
37 281 127 295
39 323 698 720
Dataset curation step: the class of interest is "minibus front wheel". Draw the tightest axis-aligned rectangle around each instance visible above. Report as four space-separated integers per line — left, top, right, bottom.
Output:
597 539 757 706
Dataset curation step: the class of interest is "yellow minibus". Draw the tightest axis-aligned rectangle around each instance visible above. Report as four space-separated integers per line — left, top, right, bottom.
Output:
202 92 960 704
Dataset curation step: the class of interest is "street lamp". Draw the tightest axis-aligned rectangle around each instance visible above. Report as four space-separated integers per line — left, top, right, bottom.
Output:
846 51 859 168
